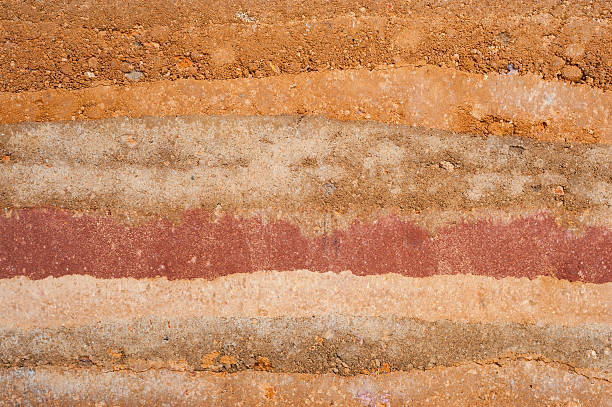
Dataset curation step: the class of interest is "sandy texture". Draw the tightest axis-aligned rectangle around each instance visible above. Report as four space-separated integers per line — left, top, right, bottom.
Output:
2 272 610 329
1 66 610 143
1 0 611 403
2 273 610 376
2 116 611 222
2 314 611 373
1 362 610 406
1 0 610 92
2 116 611 282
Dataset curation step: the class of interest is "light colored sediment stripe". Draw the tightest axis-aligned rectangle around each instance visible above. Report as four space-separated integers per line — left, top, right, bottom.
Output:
1 116 611 230
0 66 609 143
2 273 610 373
1 362 610 406
2 272 610 329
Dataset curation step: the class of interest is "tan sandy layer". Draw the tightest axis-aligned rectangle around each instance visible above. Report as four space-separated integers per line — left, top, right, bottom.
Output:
2 116 611 232
1 66 609 144
1 361 610 406
1 0 610 92
2 314 610 373
2 272 610 329
2 273 610 374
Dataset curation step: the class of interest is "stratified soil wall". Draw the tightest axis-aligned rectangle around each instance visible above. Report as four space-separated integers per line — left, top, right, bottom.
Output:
1 0 610 405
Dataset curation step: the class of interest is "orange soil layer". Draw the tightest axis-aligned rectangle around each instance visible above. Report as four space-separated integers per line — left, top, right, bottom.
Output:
1 66 610 143
1 0 610 92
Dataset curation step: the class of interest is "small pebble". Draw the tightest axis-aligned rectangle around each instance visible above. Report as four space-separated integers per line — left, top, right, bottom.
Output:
439 161 455 172
550 56 565 71
561 65 582 82
87 57 99 69
125 70 143 81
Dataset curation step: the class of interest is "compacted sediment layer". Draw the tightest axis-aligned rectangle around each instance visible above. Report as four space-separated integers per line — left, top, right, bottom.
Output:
3 208 612 282
1 67 610 143
2 274 611 403
2 273 610 329
4 315 610 373
2 273 611 375
1 0 610 404
2 362 610 407
1 115 611 219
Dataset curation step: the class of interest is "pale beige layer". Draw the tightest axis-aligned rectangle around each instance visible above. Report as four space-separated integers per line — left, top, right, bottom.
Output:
2 271 610 329
2 116 611 232
1 65 609 143
2 361 610 406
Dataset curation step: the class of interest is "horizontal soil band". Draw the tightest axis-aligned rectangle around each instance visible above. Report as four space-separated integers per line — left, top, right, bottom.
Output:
3 362 610 406
1 209 611 282
1 0 609 92
1 315 610 373
1 116 611 224
2 273 610 329
1 67 609 143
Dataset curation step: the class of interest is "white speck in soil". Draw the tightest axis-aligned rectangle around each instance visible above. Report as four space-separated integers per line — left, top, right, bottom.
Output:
125 70 143 81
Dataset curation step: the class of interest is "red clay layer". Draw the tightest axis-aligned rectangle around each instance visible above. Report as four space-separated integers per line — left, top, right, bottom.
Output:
1 208 610 283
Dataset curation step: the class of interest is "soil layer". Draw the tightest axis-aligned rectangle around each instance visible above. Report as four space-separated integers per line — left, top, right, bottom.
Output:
1 0 610 92
1 68 609 143
2 273 610 329
2 362 610 406
2 315 610 373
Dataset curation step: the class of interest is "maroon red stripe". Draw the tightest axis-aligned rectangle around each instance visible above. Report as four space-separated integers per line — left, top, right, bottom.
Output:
1 208 610 283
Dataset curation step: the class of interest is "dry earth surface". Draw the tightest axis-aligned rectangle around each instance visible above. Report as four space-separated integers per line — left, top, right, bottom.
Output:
0 0 611 406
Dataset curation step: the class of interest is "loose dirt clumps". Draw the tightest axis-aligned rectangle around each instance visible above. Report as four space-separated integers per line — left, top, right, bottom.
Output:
0 0 610 92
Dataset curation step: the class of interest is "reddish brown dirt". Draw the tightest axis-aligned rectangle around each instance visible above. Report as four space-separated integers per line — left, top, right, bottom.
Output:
1 208 610 283
0 0 610 92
